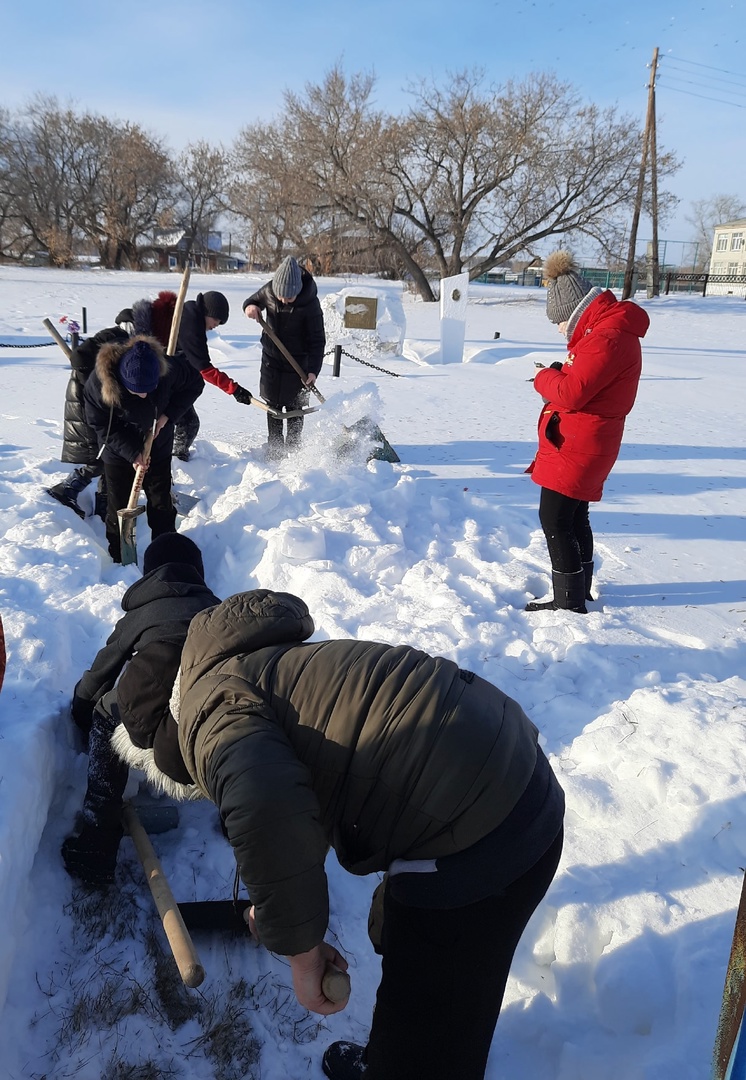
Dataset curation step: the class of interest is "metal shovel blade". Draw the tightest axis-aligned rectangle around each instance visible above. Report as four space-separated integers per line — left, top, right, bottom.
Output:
177 899 251 932
118 505 145 566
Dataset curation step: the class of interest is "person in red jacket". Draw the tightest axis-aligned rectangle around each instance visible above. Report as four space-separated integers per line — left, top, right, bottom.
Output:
525 251 649 613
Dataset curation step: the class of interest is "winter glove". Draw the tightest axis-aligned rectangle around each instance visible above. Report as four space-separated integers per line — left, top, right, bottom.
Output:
71 693 96 744
549 361 563 371
233 385 253 405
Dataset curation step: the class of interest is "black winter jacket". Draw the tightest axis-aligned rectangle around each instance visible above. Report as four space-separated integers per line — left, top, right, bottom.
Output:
177 590 556 956
61 327 130 464
72 564 220 746
242 270 325 405
177 298 239 396
83 335 203 465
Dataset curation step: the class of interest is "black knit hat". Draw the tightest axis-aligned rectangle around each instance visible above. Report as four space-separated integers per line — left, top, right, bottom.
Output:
272 256 302 300
142 534 205 578
200 291 230 324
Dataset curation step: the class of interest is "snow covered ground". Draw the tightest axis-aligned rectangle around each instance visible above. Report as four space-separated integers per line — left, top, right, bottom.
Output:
0 266 744 1079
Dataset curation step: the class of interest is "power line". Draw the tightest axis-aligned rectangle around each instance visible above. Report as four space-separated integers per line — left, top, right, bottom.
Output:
657 81 746 109
661 62 746 94
659 55 746 82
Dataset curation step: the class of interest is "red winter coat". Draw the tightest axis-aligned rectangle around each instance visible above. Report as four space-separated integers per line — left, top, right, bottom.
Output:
527 291 649 502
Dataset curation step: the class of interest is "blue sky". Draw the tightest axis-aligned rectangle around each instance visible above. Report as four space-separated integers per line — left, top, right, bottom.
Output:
2 0 744 249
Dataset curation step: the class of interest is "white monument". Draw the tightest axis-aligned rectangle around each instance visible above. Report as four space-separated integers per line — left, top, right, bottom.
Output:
439 272 469 363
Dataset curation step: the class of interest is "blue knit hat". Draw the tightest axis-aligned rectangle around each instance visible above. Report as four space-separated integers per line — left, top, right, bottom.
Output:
119 340 161 393
272 256 302 300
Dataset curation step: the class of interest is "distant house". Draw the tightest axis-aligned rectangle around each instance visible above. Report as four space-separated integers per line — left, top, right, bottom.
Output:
147 229 247 273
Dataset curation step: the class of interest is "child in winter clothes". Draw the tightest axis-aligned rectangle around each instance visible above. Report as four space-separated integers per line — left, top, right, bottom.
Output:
47 292 178 520
171 290 254 461
243 257 325 458
47 322 130 520
173 589 564 1080
526 250 648 613
83 334 203 563
61 534 220 885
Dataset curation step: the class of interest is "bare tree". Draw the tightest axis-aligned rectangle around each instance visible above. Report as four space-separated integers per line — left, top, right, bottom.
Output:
0 96 95 266
82 121 175 269
252 65 680 301
230 119 320 268
173 140 230 261
686 194 746 269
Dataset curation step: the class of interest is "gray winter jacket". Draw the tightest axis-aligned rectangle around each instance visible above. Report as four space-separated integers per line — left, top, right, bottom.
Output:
177 590 541 955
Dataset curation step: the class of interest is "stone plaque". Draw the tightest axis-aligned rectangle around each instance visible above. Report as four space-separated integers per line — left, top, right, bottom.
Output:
343 296 378 330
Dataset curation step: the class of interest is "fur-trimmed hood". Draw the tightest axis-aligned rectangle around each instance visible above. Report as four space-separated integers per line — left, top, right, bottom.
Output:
95 334 168 408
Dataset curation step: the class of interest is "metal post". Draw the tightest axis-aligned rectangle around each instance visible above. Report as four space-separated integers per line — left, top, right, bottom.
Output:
702 274 709 297
82 307 88 333
333 344 342 377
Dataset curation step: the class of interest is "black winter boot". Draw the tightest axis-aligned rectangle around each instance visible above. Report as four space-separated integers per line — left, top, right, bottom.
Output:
61 822 123 885
47 478 86 519
582 560 595 601
322 1042 368 1080
526 569 587 614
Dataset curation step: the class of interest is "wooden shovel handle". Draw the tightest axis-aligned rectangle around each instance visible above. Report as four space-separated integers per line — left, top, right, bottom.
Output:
122 802 205 988
124 423 156 512
256 313 326 403
322 965 351 1004
43 317 72 359
167 266 191 356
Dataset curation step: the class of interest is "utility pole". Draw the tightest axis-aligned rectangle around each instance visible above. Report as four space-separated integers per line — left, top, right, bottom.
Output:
622 47 659 301
648 54 660 298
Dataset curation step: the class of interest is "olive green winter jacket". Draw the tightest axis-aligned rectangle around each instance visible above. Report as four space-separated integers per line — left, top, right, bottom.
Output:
177 590 540 955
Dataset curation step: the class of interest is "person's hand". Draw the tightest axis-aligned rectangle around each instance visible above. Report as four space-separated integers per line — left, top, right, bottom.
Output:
244 904 260 942
305 372 317 387
155 413 169 436
233 385 253 405
288 942 350 1015
133 452 150 470
244 305 261 322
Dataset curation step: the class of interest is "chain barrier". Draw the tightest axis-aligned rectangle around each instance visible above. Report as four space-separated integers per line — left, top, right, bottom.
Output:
323 346 400 378
0 340 57 349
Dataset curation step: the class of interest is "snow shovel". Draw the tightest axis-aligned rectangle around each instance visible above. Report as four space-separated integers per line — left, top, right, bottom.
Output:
118 422 156 567
177 898 351 1003
256 313 326 405
123 801 205 989
250 398 320 420
124 802 350 1002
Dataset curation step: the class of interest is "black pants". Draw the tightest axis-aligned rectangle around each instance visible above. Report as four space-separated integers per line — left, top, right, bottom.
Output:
71 462 105 487
103 457 175 563
173 406 200 454
365 831 563 1080
538 487 593 573
266 389 309 449
82 693 129 832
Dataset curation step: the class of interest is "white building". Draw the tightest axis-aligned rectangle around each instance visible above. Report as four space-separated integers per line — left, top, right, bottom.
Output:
708 219 746 296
